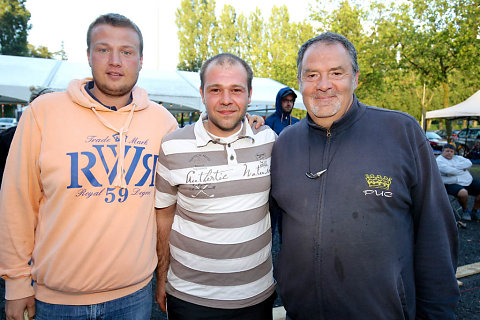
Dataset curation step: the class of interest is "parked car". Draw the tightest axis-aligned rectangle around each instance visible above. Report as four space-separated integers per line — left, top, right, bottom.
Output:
435 129 460 141
0 118 17 131
455 128 480 156
435 129 448 139
426 131 448 155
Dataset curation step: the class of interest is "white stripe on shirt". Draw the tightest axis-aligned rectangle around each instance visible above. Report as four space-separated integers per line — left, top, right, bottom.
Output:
167 267 274 301
171 213 270 244
169 242 272 273
177 190 269 214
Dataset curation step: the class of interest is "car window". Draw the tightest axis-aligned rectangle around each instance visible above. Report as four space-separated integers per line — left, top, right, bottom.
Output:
426 132 442 139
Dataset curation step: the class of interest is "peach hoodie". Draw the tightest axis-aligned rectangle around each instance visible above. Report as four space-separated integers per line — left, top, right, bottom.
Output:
0 78 177 304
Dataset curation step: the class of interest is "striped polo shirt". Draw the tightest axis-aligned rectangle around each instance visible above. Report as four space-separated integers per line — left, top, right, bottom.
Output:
155 115 277 309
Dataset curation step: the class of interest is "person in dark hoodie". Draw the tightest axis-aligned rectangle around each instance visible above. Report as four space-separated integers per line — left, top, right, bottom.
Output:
270 32 459 320
265 87 299 135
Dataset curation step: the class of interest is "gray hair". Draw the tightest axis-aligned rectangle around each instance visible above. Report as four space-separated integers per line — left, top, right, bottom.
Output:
297 32 359 78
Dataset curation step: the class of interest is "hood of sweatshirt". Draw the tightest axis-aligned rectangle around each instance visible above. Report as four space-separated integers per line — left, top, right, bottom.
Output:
274 87 297 117
67 78 151 188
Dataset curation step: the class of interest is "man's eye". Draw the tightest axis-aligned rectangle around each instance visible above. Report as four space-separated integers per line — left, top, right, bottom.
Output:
330 72 344 79
304 73 319 81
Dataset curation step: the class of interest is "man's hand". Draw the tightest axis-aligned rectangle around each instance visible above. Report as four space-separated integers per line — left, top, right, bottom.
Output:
246 113 265 130
155 277 167 312
5 296 35 320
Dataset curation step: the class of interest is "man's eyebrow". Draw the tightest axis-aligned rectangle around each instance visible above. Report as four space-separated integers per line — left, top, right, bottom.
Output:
302 65 346 73
205 83 247 89
93 42 136 49
330 66 346 71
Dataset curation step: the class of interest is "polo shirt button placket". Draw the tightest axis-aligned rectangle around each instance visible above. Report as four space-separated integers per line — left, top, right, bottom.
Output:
226 144 237 165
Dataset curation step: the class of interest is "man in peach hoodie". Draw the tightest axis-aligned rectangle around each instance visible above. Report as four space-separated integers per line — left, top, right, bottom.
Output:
0 13 178 320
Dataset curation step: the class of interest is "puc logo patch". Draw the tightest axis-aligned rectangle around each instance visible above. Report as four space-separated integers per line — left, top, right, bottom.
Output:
363 174 393 198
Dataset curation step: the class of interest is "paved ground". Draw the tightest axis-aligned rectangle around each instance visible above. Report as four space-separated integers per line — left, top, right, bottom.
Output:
454 206 480 320
1 207 480 319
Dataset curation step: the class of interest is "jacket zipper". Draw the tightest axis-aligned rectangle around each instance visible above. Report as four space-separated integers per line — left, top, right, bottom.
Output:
316 127 332 314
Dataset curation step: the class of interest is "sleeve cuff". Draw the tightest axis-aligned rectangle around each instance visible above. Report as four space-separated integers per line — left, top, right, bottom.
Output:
155 192 177 209
5 276 34 300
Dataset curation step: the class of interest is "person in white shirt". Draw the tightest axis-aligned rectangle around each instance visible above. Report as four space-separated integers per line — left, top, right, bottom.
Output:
436 143 480 221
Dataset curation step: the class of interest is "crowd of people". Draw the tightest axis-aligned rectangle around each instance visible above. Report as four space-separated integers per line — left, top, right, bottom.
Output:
0 13 460 320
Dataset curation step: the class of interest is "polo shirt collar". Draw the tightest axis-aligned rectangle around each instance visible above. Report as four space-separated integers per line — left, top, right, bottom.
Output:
194 112 255 147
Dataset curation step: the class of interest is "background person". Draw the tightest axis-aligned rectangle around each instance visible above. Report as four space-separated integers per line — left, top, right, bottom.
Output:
270 32 459 319
0 13 178 320
265 87 299 135
436 143 480 221
0 87 55 187
155 53 277 320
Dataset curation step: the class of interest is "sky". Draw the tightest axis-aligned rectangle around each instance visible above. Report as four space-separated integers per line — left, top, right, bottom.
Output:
25 0 315 71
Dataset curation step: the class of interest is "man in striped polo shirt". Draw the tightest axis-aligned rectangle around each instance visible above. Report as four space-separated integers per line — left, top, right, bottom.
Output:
155 53 277 319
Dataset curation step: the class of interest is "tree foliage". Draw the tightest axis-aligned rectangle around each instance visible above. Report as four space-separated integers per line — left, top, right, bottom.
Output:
175 0 480 121
0 0 30 56
27 44 54 58
175 0 314 89
1 0 61 60
175 0 216 71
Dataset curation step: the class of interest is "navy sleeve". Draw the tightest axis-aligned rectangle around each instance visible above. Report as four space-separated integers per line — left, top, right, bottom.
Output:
410 126 459 319
265 116 274 131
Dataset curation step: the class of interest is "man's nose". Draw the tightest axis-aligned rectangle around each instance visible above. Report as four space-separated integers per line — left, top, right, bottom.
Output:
220 91 233 104
316 76 332 90
109 50 121 66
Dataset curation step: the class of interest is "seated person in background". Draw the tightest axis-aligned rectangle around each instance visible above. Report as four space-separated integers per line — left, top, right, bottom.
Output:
436 143 480 221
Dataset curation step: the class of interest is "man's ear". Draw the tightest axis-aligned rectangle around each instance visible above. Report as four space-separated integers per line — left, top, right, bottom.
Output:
353 71 359 90
199 86 206 105
87 48 92 67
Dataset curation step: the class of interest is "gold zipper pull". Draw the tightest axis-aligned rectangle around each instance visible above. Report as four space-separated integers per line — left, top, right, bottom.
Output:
326 129 331 137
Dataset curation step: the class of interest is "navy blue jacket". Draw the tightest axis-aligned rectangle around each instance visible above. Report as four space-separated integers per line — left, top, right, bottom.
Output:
265 87 299 135
270 95 459 319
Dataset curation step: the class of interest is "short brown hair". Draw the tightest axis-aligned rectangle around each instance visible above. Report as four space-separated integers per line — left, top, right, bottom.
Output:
87 13 143 56
200 53 253 92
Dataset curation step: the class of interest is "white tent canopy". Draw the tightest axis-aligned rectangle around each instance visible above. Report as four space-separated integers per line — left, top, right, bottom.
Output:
426 90 480 120
0 55 305 114
0 55 60 104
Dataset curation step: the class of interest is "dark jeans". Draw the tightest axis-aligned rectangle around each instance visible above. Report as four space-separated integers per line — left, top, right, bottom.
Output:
35 281 152 320
166 292 276 320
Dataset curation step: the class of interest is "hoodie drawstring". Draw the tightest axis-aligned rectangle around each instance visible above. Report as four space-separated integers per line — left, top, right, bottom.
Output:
91 104 136 188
